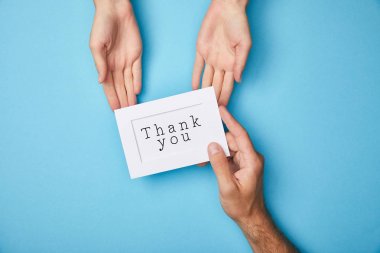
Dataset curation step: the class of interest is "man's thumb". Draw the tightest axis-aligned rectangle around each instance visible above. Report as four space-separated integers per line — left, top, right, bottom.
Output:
208 142 235 192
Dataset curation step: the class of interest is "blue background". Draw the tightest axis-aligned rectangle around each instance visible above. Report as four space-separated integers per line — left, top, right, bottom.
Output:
0 0 379 252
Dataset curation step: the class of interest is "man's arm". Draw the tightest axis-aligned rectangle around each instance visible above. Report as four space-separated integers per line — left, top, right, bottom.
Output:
207 106 297 252
237 210 297 252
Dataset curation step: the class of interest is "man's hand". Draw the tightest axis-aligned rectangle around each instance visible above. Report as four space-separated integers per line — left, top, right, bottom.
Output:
208 106 265 222
90 0 142 110
192 0 252 105
208 107 297 253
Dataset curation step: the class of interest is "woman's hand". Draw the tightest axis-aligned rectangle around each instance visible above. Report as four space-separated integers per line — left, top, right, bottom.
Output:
192 0 251 105
90 0 142 110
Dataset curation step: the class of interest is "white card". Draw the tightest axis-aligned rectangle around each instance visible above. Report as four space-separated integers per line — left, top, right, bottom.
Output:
115 87 229 179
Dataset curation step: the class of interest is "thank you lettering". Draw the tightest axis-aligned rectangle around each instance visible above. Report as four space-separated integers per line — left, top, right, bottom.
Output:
140 115 202 151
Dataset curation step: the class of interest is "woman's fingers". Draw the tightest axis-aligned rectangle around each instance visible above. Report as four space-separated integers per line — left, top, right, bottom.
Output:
192 52 205 90
112 71 129 108
219 71 234 106
234 40 251 82
202 64 214 88
200 63 233 106
102 72 120 111
132 57 142 94
89 42 108 83
212 69 224 101
124 68 136 106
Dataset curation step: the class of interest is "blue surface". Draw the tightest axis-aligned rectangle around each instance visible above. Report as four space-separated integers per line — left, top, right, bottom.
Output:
1 0 380 252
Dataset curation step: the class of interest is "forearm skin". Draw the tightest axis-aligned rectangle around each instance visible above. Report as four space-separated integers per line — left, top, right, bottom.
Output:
237 210 298 253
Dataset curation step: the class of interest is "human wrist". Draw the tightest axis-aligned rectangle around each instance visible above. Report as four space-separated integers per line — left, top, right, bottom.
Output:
236 206 269 231
236 207 280 245
94 0 133 19
94 0 131 10
212 0 249 9
237 208 296 252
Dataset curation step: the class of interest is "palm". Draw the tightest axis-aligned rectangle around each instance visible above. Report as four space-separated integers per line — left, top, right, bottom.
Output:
192 1 251 105
198 7 248 70
90 2 142 110
106 16 142 73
